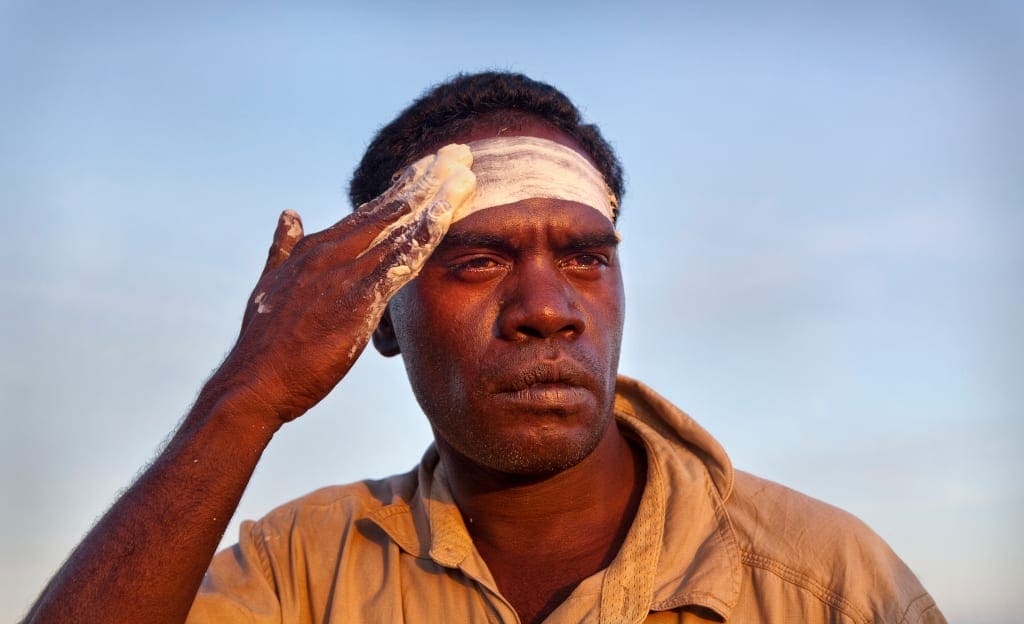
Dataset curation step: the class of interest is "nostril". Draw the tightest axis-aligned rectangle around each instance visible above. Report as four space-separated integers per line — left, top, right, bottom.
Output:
513 318 580 341
517 326 544 339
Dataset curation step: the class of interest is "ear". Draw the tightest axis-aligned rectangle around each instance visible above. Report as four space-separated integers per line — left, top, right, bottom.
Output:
372 306 401 357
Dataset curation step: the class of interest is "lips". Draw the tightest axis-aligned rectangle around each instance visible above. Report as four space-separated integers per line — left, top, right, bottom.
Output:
483 350 599 396
506 364 586 391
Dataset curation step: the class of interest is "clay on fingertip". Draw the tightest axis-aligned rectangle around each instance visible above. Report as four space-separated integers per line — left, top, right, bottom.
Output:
280 210 302 238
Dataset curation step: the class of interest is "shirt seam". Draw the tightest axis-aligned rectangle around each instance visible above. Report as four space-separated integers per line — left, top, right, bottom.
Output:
366 504 437 561
273 490 382 514
897 592 940 624
650 590 731 616
249 521 276 591
740 550 869 624
371 503 412 521
256 492 413 578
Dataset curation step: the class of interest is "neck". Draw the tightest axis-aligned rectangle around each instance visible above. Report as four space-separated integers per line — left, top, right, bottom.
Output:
441 422 644 546
437 420 647 623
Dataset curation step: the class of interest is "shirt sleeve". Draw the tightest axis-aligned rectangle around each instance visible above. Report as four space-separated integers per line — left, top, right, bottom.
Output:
185 520 282 624
906 595 949 624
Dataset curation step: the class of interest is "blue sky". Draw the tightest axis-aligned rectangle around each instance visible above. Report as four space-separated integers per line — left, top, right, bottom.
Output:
2 2 1021 621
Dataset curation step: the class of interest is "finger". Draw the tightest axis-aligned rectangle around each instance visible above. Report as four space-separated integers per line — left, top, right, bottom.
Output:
359 149 475 258
356 191 459 300
362 142 470 215
303 189 460 362
295 144 472 266
373 164 474 263
322 145 442 238
353 158 427 217
296 153 436 257
299 195 412 259
399 148 464 207
262 210 304 277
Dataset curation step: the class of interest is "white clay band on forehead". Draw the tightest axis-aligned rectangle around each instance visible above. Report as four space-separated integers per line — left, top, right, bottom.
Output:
464 136 618 222
404 136 618 223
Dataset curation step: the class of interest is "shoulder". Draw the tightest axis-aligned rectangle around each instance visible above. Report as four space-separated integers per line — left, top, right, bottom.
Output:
247 468 420 543
191 469 428 622
726 470 942 623
728 470 875 552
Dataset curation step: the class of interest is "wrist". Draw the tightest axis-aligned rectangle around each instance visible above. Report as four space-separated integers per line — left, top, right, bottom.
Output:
188 370 287 444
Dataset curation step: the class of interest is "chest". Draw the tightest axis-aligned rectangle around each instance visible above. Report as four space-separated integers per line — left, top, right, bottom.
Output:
312 541 705 624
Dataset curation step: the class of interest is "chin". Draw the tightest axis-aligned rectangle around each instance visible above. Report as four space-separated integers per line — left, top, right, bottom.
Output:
462 424 606 477
488 447 589 477
427 386 618 478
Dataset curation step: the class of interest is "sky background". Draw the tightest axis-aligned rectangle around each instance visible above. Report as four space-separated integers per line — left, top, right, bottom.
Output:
1 1 1021 622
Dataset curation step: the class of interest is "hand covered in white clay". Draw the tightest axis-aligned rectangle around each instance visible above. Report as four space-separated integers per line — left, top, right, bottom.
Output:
216 145 475 426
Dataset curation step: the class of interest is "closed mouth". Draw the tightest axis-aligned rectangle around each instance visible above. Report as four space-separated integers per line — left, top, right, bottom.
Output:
495 361 591 395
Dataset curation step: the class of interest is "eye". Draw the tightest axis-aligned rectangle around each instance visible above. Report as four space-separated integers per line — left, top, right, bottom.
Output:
562 253 608 270
459 257 501 270
447 255 508 281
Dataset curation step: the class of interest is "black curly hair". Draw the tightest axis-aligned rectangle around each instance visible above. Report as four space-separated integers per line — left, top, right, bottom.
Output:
348 71 625 216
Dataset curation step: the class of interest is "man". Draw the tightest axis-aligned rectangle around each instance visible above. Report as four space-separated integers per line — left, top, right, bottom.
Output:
23 72 945 623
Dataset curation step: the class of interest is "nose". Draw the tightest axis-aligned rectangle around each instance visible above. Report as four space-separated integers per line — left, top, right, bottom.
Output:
496 260 586 340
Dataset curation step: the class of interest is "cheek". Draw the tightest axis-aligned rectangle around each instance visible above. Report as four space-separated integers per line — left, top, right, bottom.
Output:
588 275 625 337
389 286 489 432
389 284 486 379
390 287 435 357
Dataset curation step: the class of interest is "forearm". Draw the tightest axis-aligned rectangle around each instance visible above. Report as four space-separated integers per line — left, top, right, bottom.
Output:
22 385 279 624
23 147 472 624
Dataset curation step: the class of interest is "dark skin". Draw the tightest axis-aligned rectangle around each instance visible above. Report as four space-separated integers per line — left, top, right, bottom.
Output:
375 121 646 623
440 422 645 622
22 149 474 623
22 120 644 624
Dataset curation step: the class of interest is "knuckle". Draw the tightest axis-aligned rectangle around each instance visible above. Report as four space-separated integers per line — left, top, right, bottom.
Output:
378 223 411 248
412 221 432 245
289 233 314 257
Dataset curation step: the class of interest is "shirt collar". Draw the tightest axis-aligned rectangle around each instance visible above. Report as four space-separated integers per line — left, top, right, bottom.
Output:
613 376 743 619
367 375 743 621
368 447 502 592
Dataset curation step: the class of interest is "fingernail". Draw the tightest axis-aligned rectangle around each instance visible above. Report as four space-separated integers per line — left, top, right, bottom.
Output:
280 210 302 238
436 143 473 167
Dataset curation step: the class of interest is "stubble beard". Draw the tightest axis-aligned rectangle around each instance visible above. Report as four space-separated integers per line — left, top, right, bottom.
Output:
423 383 617 478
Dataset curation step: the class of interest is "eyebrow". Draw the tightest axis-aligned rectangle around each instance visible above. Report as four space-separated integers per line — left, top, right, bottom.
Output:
560 231 620 251
436 230 620 254
436 231 516 254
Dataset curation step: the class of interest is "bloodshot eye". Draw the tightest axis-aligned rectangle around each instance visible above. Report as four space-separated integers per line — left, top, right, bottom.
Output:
447 255 509 282
564 253 607 269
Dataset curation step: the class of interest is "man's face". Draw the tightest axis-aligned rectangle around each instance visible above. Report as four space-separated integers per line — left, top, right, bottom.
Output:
379 124 625 477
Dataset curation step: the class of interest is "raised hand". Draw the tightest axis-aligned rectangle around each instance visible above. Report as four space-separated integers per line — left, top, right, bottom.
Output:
219 144 476 425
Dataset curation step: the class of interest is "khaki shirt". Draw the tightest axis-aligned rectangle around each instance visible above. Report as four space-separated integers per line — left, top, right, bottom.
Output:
188 376 945 623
